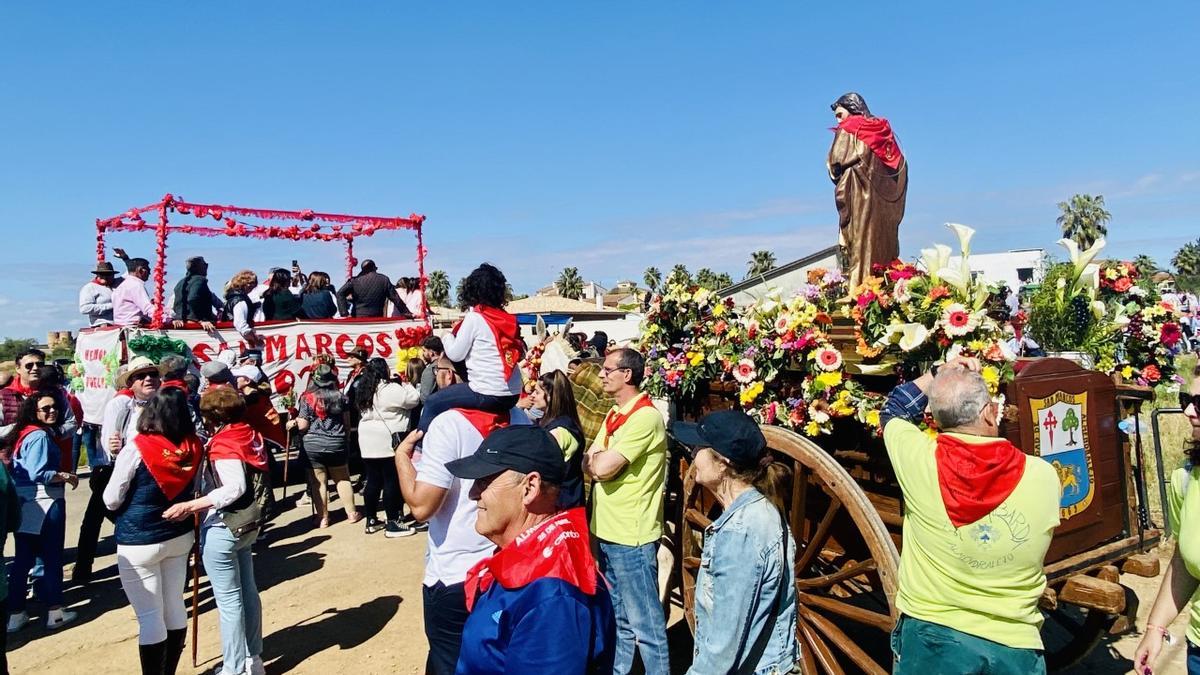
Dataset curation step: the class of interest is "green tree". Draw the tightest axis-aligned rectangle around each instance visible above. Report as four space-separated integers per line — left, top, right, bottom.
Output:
714 272 734 289
427 270 451 307
1056 193 1111 249
695 268 719 290
1061 407 1080 446
746 250 777 278
0 338 37 363
642 267 662 294
667 264 691 288
49 344 76 362
455 276 467 310
1173 238 1200 277
556 267 585 300
1132 254 1158 277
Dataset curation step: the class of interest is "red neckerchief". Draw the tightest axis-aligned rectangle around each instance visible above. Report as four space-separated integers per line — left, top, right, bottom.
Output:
835 115 904 170
464 507 598 611
301 391 327 420
207 422 269 472
935 434 1027 528
133 434 202 500
93 276 111 287
454 408 510 438
161 379 188 393
6 379 34 398
245 392 285 447
461 305 525 381
116 388 134 398
604 393 655 448
12 425 47 458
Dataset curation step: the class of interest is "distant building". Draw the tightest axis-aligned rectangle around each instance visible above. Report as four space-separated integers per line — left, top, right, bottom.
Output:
945 248 1045 292
535 280 607 301
720 246 840 306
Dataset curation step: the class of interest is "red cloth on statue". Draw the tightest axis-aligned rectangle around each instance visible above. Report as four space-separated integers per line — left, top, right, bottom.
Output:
133 434 202 500
934 434 1026 528
836 115 904 170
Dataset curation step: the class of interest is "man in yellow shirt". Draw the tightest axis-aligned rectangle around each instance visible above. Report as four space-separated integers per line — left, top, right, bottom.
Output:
882 357 1060 675
583 347 669 674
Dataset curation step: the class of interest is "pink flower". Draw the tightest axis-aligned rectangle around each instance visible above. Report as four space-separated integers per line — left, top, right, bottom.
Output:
814 347 842 372
733 359 757 384
775 315 791 334
1161 322 1182 347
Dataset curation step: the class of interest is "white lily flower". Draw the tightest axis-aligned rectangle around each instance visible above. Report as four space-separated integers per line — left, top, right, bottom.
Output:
898 323 929 352
1091 300 1107 319
920 244 952 282
1057 237 1107 278
946 223 976 258
939 267 970 295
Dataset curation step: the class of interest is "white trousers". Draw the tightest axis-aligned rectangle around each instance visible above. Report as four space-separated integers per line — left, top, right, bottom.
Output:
116 531 194 644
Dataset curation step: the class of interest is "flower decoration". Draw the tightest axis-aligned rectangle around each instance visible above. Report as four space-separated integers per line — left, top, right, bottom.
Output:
941 303 978 337
733 359 757 384
813 346 842 372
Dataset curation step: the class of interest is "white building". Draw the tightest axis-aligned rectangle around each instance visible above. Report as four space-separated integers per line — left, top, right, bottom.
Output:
945 248 1045 292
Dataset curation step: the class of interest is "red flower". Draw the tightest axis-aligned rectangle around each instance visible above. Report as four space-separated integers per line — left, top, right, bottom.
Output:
1142 364 1161 382
1113 277 1133 293
947 310 971 329
713 320 728 335
856 291 877 309
1161 322 1183 347
928 286 951 301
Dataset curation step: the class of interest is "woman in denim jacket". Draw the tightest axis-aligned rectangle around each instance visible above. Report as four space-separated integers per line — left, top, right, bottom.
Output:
672 410 798 675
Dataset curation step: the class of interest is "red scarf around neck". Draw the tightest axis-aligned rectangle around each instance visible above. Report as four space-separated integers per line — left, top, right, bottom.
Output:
458 305 525 381
464 507 599 611
207 422 269 472
836 115 904 171
12 425 47 458
134 434 202 500
161 379 188 393
6 379 35 398
604 393 655 448
454 408 510 439
935 434 1027 528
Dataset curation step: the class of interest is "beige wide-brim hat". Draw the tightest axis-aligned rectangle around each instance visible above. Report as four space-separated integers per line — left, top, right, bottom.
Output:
118 356 159 388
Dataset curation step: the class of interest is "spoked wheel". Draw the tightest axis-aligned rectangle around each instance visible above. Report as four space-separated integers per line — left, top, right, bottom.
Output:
680 426 900 675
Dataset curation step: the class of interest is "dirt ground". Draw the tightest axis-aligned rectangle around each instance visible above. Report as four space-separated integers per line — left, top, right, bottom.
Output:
5 476 1194 674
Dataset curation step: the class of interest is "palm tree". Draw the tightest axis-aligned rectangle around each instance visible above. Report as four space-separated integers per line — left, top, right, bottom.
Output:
668 264 691 288
427 270 451 307
556 267 585 299
1056 194 1111 249
714 272 734 290
746 250 777 278
695 268 720 290
1132 254 1158 277
454 276 467 310
643 266 662 294
1173 238 1200 277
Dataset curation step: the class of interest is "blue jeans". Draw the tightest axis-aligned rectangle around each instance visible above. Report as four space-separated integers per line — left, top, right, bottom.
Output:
1189 641 1200 675
78 423 103 469
8 499 66 612
202 526 262 672
417 382 518 433
891 615 1044 675
597 541 670 675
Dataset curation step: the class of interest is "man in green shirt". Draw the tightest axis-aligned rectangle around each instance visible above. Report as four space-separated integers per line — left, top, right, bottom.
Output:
882 357 1060 675
583 347 669 674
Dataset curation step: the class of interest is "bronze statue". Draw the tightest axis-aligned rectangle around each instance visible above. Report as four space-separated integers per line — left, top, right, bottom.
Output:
827 92 908 289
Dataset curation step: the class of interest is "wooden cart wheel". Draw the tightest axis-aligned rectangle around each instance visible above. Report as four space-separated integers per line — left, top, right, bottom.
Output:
1041 603 1119 671
680 425 901 675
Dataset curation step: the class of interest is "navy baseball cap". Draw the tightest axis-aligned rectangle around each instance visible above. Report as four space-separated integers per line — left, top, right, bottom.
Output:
671 409 767 469
447 425 568 484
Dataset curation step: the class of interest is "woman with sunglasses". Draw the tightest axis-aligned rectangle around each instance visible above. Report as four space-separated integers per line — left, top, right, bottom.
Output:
1136 365 1200 674
4 394 79 633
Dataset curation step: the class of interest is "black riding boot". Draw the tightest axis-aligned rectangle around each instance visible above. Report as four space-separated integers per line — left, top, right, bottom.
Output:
138 640 167 675
164 628 187 675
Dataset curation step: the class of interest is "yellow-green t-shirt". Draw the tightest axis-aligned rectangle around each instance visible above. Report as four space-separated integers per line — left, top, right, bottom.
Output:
883 419 1062 649
1168 465 1200 646
590 397 667 547
550 426 581 461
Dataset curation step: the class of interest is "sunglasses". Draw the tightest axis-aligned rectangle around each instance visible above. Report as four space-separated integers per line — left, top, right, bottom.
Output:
21 362 45 371
1182 392 1198 410
37 404 59 413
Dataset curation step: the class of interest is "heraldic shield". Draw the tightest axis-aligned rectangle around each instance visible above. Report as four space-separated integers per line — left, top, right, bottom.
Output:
1029 391 1095 519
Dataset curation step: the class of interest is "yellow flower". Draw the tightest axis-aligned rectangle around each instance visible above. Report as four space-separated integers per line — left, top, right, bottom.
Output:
712 303 727 318
830 398 854 416
1121 365 1134 379
688 351 704 367
803 421 821 437
865 409 881 428
814 372 843 389
739 382 764 406
981 365 1000 389
924 427 938 440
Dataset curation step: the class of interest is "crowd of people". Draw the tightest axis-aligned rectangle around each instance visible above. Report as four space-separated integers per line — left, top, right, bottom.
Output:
1 253 1196 675
78 251 427 339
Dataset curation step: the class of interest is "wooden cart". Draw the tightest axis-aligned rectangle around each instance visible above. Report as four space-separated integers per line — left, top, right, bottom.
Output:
671 357 1162 674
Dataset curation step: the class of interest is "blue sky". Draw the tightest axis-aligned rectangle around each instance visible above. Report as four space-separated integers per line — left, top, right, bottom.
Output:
2 3 1198 339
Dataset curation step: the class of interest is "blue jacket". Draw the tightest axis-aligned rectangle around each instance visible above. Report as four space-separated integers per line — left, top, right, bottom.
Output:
456 574 615 674
689 488 798 675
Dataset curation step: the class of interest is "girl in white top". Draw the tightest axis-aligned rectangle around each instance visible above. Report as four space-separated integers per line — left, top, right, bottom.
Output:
417 264 523 432
354 358 421 536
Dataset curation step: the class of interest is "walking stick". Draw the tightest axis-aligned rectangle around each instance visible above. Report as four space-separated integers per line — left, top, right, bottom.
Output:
190 511 201 668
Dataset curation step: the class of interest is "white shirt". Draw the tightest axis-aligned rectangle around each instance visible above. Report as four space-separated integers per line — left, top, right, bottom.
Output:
99 393 146 467
440 309 523 397
416 407 530 586
231 299 254 339
112 277 156 326
79 280 115 325
358 382 420 459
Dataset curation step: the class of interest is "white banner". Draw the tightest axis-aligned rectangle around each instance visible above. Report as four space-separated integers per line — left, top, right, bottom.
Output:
72 327 124 423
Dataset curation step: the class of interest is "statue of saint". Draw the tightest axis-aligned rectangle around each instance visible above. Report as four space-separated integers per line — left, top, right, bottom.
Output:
827 92 908 289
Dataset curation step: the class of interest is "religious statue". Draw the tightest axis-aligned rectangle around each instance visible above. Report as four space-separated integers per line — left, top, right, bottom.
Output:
827 92 908 289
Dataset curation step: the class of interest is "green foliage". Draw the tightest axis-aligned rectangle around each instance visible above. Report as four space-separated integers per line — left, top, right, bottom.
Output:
1056 193 1111 249
1026 263 1105 352
0 338 37 363
49 344 75 362
1061 407 1080 444
126 334 191 364
746 250 777 278
427 270 451 307
555 267 585 300
1173 238 1200 277
667 264 691 287
1132 254 1158 277
694 268 733 291
642 267 661 293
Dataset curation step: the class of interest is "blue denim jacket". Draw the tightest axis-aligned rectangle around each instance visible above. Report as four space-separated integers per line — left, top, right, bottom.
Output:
689 488 798 675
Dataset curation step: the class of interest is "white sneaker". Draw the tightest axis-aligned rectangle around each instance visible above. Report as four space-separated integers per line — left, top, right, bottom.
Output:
6 612 29 633
247 655 266 675
45 608 77 630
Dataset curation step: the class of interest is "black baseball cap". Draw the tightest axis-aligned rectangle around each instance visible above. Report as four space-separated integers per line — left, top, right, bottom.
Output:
671 409 767 469
447 425 567 484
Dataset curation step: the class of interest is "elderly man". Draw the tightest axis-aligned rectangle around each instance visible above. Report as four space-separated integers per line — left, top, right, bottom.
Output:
394 355 529 674
881 357 1060 674
446 425 614 673
112 257 160 326
79 261 120 326
582 347 669 674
